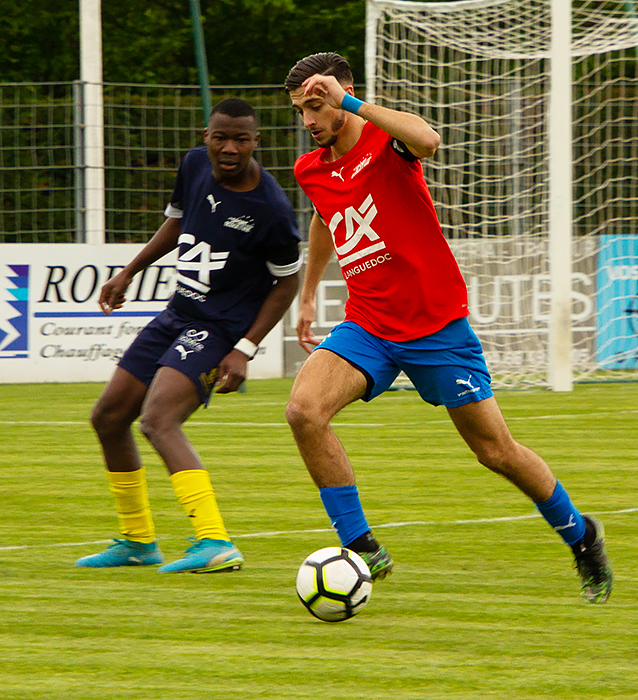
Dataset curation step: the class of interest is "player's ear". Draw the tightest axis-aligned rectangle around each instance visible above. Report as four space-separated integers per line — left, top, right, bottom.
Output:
203 128 209 144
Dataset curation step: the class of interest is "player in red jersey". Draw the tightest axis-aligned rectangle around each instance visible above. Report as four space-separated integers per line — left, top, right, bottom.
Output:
284 53 612 602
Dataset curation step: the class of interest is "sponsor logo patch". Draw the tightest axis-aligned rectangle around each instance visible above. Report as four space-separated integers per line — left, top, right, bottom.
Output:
223 215 255 233
329 194 387 269
351 153 372 179
0 264 29 358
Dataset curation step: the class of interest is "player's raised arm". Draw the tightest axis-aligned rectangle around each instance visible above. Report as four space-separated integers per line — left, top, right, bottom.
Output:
98 216 181 315
302 74 440 159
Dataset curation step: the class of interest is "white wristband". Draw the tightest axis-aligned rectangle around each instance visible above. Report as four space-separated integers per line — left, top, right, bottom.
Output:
233 337 259 359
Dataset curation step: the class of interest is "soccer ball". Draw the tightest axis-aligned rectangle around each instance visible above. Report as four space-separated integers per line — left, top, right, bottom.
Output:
296 547 373 622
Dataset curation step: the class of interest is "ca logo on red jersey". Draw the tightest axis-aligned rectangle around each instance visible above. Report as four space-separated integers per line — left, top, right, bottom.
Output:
328 194 387 266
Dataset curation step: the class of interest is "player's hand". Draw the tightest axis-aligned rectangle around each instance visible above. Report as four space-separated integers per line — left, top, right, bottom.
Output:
98 270 133 315
296 302 320 355
302 74 347 111
215 349 248 394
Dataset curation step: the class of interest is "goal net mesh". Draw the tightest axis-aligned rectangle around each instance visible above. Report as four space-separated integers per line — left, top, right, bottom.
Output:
369 0 638 387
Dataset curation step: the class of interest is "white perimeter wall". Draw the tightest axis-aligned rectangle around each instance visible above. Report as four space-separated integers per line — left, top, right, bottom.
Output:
0 245 283 383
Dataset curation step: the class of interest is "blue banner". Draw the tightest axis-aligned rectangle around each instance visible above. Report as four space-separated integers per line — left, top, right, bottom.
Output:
596 235 638 369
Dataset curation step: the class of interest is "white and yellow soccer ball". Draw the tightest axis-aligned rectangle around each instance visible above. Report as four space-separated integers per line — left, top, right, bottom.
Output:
296 547 373 622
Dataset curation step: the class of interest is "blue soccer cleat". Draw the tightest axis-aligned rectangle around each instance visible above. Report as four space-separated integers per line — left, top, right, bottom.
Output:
157 538 244 573
75 538 163 568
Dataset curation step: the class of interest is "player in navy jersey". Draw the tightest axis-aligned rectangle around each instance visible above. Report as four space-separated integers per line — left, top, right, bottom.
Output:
76 98 301 574
283 53 612 602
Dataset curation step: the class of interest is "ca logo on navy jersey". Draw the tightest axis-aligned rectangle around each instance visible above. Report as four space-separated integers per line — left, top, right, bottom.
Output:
176 233 229 295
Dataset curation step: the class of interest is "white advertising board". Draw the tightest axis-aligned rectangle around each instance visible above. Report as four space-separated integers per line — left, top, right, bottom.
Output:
0 245 283 384
282 238 600 377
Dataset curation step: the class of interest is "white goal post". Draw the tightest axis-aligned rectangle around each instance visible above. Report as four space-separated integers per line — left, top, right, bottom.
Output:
79 0 106 245
366 0 638 390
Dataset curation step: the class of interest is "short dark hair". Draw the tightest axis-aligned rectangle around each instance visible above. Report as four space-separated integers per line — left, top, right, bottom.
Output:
209 97 256 123
284 52 354 94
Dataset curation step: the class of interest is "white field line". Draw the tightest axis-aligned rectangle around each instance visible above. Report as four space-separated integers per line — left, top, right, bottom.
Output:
0 507 636 552
1 407 638 429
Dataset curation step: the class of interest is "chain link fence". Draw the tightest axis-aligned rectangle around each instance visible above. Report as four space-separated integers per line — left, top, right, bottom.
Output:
0 82 314 243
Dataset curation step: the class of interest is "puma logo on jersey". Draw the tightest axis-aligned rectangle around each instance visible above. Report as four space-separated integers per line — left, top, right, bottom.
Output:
206 194 221 212
331 167 345 182
392 139 405 154
328 194 387 267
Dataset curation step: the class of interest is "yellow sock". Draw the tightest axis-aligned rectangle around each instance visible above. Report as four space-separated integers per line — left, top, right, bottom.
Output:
170 469 230 541
107 468 155 543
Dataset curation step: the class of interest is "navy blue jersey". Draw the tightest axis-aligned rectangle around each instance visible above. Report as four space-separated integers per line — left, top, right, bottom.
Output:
165 147 301 339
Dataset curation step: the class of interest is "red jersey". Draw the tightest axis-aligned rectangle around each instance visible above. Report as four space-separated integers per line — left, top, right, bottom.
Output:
294 122 468 341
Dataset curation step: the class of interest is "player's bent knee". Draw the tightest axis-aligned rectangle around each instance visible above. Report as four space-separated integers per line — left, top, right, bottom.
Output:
138 412 163 444
473 443 510 474
90 404 106 435
285 398 327 433
91 401 132 439
285 399 309 431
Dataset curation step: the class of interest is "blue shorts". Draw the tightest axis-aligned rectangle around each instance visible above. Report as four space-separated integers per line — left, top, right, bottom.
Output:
316 318 493 407
118 308 235 405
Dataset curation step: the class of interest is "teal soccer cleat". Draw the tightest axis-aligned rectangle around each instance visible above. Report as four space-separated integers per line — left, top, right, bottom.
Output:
158 538 244 573
75 539 163 568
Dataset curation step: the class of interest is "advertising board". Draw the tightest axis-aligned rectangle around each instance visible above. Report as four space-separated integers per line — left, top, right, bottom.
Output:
0 245 283 383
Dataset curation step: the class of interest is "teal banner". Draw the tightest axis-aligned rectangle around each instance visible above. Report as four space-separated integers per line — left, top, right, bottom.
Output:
596 235 638 369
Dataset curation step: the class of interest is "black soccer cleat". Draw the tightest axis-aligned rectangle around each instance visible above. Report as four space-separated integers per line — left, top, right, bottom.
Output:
571 515 612 604
358 545 394 581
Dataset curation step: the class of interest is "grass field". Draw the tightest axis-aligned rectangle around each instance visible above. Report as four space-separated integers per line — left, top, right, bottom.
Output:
0 379 636 699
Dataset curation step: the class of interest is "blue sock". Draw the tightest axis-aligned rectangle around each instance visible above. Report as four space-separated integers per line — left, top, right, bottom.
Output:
319 486 370 547
535 481 586 546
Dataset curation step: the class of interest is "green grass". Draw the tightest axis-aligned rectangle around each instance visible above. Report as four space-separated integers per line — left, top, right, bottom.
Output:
0 379 637 699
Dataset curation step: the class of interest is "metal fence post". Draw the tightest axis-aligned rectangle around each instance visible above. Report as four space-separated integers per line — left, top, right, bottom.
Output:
73 80 85 244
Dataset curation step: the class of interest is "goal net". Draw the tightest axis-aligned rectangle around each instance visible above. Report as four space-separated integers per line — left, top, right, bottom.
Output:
367 0 638 388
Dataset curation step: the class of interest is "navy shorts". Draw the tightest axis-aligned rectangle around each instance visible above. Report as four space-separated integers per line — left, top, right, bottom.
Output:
118 308 235 405
316 318 493 407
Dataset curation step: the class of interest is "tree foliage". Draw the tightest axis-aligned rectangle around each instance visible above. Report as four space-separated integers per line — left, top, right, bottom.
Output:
1 0 366 86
